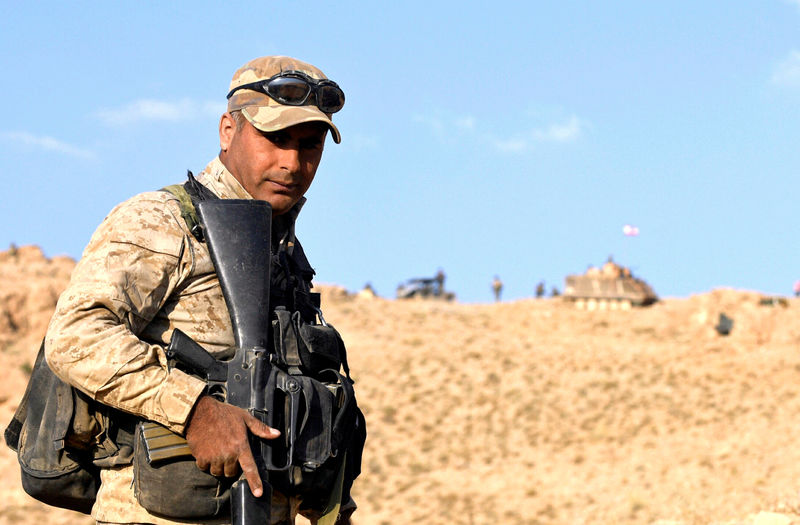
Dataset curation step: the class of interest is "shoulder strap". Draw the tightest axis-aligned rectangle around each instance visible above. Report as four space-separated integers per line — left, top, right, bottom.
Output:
161 171 219 242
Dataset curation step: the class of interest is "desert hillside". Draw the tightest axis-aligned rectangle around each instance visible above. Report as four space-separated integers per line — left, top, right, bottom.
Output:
2 246 800 525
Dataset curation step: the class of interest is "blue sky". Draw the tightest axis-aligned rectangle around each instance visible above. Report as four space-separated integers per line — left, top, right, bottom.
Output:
2 1 799 303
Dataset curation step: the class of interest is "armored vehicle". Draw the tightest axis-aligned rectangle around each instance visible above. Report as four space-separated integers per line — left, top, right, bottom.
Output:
563 258 657 309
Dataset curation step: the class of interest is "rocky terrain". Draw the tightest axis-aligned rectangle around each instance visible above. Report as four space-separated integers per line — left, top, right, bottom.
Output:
1 246 800 525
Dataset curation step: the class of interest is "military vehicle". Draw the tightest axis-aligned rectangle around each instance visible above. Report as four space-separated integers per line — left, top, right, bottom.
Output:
396 277 455 301
562 258 657 309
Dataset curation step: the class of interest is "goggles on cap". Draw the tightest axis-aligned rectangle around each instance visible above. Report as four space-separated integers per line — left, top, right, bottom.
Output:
227 70 345 114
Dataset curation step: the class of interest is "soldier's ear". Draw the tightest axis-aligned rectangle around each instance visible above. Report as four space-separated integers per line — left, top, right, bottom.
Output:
219 112 236 152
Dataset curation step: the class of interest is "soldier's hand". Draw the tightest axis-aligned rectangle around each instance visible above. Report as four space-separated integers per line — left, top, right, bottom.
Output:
185 395 280 498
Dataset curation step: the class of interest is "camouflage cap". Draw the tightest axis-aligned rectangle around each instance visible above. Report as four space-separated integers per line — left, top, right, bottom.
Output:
227 56 342 144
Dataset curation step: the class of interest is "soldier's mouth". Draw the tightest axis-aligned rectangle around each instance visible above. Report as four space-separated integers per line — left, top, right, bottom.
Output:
266 180 297 192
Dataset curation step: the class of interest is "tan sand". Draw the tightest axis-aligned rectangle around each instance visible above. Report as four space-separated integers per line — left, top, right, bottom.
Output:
2 246 800 525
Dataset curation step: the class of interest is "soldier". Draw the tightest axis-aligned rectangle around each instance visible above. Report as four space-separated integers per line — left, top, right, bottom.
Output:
492 275 503 302
434 268 446 296
44 56 361 525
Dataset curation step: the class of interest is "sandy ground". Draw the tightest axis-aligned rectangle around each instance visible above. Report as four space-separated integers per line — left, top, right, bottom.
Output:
2 246 800 525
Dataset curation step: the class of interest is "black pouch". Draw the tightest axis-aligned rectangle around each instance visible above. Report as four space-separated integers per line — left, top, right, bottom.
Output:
264 369 357 496
4 341 132 514
132 420 230 519
266 309 364 509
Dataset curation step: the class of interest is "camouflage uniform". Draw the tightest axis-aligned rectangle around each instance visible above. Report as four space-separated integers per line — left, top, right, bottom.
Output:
46 159 308 524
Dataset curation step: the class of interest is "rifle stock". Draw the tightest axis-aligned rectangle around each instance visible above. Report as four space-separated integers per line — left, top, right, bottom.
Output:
196 199 271 351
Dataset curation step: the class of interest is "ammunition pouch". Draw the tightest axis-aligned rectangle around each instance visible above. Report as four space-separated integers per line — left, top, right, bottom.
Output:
272 307 345 378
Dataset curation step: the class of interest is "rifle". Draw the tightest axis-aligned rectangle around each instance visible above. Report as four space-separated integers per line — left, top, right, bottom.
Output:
166 197 274 524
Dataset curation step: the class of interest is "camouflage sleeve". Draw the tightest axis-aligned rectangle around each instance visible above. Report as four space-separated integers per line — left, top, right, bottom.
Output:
45 192 206 434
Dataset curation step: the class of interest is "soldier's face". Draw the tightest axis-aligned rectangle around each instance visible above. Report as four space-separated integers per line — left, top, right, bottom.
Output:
219 113 326 215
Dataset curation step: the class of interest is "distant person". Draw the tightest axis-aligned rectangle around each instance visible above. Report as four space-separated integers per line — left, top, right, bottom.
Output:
794 280 800 297
435 268 446 296
535 281 545 298
358 282 377 299
551 286 560 297
492 275 503 302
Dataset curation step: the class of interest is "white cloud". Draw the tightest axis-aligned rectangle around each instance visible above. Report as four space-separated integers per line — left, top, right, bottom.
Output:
413 113 476 138
412 114 446 138
489 115 588 153
491 137 529 153
202 101 228 116
414 110 588 153
1 131 95 160
455 116 476 131
772 50 800 87
346 133 379 152
95 98 225 126
532 115 585 142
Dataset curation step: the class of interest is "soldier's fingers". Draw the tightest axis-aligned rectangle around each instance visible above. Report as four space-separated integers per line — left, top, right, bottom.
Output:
209 461 225 477
223 456 240 478
244 414 281 440
238 448 263 497
195 457 210 472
